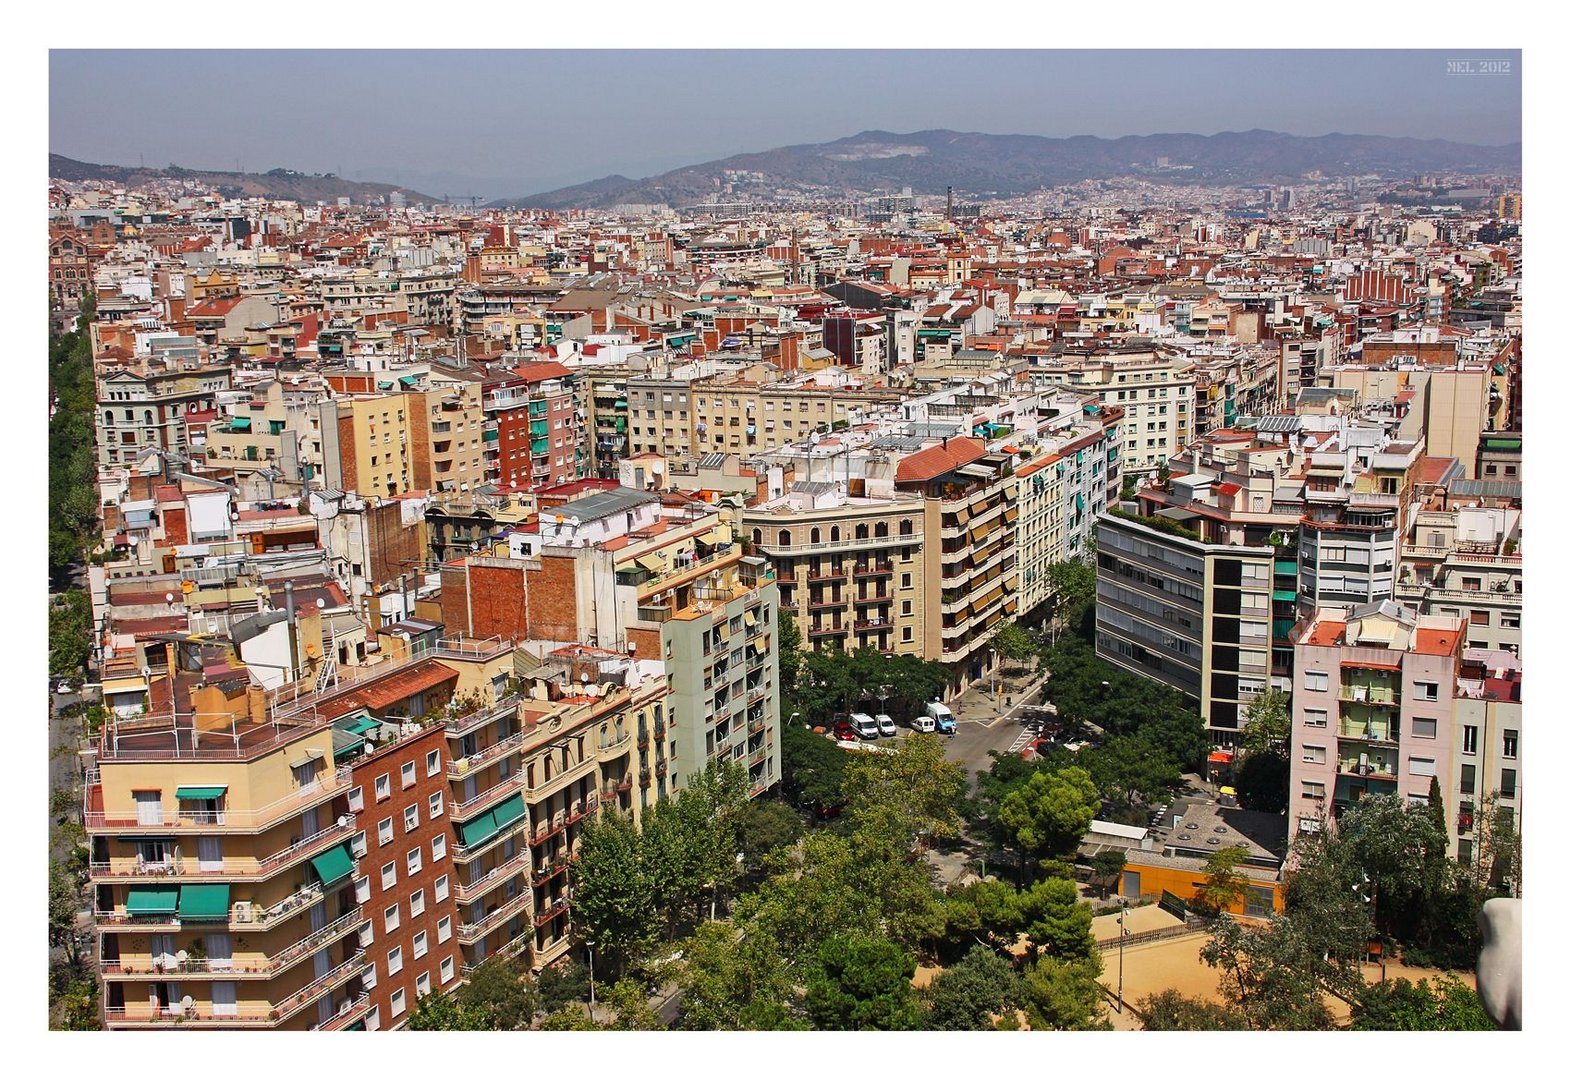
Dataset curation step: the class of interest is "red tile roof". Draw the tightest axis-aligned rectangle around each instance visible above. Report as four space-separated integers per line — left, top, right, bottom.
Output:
317 658 460 720
894 437 988 483
1414 628 1461 657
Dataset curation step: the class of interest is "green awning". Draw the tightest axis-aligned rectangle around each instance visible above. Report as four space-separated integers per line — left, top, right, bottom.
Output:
345 715 380 736
333 735 365 762
460 811 499 848
176 785 227 800
126 885 179 915
1274 559 1298 575
227 416 251 431
178 883 231 921
1074 493 1086 512
399 375 419 387
1272 588 1298 602
492 794 525 830
310 843 355 888
377 380 394 391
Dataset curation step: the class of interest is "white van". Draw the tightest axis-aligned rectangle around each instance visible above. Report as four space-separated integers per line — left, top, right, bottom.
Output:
908 714 937 734
849 712 880 740
924 700 957 735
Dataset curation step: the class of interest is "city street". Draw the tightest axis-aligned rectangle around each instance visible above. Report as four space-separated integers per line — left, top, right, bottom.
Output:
941 664 1052 778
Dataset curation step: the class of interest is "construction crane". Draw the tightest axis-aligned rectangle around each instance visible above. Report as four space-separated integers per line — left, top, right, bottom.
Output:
442 194 485 213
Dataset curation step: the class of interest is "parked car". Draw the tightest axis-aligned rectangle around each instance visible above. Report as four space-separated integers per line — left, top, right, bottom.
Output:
831 720 858 742
54 681 74 695
908 714 937 733
875 713 898 738
850 712 880 740
924 700 957 735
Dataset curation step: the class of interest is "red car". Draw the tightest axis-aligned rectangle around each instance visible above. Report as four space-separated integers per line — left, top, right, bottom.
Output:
831 720 858 742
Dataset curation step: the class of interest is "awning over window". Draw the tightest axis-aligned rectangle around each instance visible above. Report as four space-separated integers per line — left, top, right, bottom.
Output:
491 794 525 830
175 786 227 800
310 843 355 888
227 416 251 431
460 811 499 848
177 883 231 921
126 886 179 915
399 375 419 387
1272 588 1298 602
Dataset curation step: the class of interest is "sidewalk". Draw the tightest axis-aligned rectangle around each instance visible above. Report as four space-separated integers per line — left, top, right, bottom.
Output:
949 665 1049 727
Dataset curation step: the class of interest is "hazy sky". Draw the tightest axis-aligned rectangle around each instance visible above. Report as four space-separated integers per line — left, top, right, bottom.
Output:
50 49 1521 201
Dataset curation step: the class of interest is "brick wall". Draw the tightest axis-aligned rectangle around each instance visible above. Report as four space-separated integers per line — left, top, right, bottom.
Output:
352 725 463 1030
366 501 423 591
523 555 578 641
469 563 532 641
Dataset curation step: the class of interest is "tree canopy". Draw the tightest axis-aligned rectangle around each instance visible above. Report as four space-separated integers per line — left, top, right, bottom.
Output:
997 766 1099 863
803 932 923 1031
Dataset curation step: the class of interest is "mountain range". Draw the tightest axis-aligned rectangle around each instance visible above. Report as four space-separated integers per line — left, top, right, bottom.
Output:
492 128 1521 210
49 154 439 206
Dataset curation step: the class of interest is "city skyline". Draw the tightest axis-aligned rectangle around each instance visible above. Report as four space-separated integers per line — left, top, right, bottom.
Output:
50 49 1521 201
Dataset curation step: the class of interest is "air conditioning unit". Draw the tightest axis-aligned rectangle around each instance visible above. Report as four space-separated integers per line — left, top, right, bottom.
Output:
233 902 253 923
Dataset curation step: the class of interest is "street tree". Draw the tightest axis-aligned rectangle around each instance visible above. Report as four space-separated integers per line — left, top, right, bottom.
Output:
1021 953 1109 1030
990 621 1037 671
675 919 803 1030
457 955 539 1029
604 978 663 1030
735 799 803 872
997 766 1099 866
803 931 924 1031
1200 915 1341 1030
1138 990 1249 1030
1351 975 1494 1031
404 990 494 1030
779 720 847 813
924 945 1025 1031
841 731 968 847
1239 688 1290 757
1193 845 1251 916
571 811 659 979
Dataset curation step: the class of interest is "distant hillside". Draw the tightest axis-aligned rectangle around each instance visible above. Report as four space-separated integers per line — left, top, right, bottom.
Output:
49 154 440 206
493 128 1522 210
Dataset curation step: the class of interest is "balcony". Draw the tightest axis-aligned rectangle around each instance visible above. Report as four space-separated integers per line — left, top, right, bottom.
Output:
1337 719 1398 744
532 856 569 887
85 765 353 833
529 751 599 800
1338 684 1400 707
100 911 367 979
454 849 533 903
449 727 529 777
853 563 894 578
1337 757 1398 781
459 889 534 944
757 533 907 557
461 932 531 978
806 567 847 583
453 770 529 820
103 951 367 1028
533 895 571 928
808 624 849 638
315 992 373 1031
853 592 893 606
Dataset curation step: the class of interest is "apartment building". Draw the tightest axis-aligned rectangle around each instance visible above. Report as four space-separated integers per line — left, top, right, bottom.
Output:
319 394 414 498
1396 488 1522 655
1451 649 1522 871
438 487 783 803
204 380 305 488
406 383 487 495
1287 603 1470 855
96 361 232 470
1095 511 1273 740
1026 344 1196 474
1013 414 1119 621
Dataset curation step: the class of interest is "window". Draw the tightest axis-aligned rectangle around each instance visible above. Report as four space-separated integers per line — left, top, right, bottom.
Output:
413 930 429 960
429 792 444 818
416 971 431 997
354 876 370 904
1301 781 1326 800
1413 681 1439 702
426 749 441 777
901 573 912 589
1462 725 1479 755
1409 757 1436 778
1500 769 1517 798
381 861 397 889
1411 718 1437 739
1469 609 1490 627
348 786 364 813
352 830 368 857
375 774 391 801
404 805 419 833
407 847 423 875
367 1006 381 1031
1303 708 1328 728
902 626 913 642
1304 670 1329 692
434 874 449 903
432 833 447 861
390 987 406 1017
401 761 417 789
387 947 404 976
384 903 400 934
1301 744 1327 764
437 914 452 944
410 889 425 918
441 955 456 984
1244 886 1275 919
1460 765 1476 795
1502 730 1517 759
378 818 394 846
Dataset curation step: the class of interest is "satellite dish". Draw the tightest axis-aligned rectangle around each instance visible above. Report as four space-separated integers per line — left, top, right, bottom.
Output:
175 950 188 963
316 597 327 608
337 815 350 828
180 995 194 1010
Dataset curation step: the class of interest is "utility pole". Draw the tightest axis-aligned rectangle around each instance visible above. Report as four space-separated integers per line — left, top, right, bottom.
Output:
1117 896 1130 1013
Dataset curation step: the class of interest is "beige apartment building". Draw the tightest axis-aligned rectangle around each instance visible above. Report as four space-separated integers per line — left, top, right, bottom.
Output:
1028 345 1196 474
319 394 415 498
406 383 487 495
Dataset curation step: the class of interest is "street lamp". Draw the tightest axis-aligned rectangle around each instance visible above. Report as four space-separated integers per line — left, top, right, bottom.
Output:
585 939 596 1013
1117 896 1131 1014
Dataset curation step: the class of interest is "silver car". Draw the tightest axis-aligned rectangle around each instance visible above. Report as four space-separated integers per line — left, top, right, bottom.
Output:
875 713 898 737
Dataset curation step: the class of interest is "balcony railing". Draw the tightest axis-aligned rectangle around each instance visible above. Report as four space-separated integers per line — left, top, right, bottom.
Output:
454 849 533 903
527 752 599 800
453 771 529 820
459 890 534 943
86 765 353 832
449 727 529 777
445 693 522 738
315 992 372 1031
274 951 369 1023
532 895 570 928
102 952 366 1028
461 932 531 977
100 911 367 978
1338 685 1400 706
1338 759 1398 780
